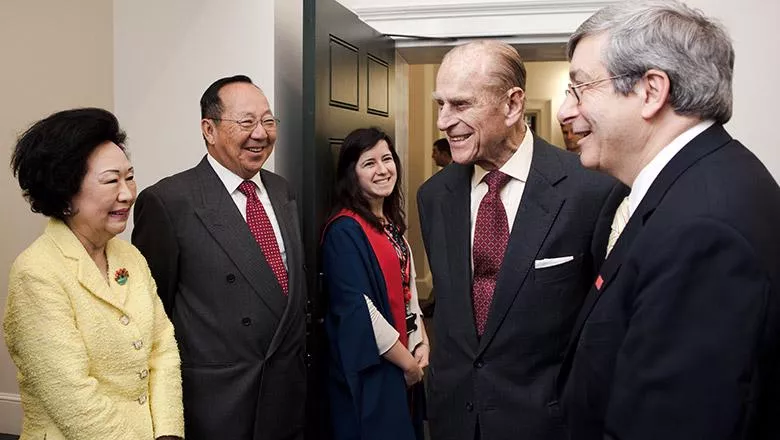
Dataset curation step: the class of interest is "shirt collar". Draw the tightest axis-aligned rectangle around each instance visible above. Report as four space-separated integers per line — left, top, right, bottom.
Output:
629 119 715 216
472 129 534 189
206 153 265 195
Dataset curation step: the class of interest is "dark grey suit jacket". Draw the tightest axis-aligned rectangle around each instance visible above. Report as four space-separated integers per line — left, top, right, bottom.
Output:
132 156 306 440
417 136 624 440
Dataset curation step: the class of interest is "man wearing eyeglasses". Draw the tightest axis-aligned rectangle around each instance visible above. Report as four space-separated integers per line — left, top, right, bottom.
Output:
417 40 625 440
554 1 780 439
132 75 306 440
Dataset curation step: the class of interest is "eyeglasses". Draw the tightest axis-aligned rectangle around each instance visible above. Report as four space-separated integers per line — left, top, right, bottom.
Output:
211 117 280 131
565 74 628 104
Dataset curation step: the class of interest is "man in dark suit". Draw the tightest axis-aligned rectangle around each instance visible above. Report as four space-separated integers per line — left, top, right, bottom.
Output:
432 137 453 168
132 75 306 440
555 2 780 439
417 40 624 440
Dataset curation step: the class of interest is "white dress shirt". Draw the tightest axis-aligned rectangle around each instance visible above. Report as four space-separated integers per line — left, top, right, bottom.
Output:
628 120 715 218
470 130 534 265
207 154 288 270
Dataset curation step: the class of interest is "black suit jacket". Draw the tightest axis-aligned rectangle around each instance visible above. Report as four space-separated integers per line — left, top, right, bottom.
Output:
557 124 780 440
417 136 624 440
132 156 307 440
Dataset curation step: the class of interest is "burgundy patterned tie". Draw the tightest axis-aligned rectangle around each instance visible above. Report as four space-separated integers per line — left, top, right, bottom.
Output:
472 170 511 336
238 181 288 295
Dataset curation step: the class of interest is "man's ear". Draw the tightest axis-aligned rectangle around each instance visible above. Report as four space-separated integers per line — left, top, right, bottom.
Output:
201 119 216 146
505 86 525 126
640 69 670 120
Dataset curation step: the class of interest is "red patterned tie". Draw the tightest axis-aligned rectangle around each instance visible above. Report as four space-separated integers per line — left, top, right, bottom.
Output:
238 181 288 295
473 170 511 335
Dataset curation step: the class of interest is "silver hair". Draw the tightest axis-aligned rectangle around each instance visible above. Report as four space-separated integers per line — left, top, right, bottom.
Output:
568 0 734 124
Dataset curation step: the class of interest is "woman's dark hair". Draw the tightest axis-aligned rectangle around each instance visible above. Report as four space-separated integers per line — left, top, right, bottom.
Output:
10 107 127 221
332 127 406 234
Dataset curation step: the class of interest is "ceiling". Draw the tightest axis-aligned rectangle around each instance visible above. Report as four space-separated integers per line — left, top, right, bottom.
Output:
396 41 569 65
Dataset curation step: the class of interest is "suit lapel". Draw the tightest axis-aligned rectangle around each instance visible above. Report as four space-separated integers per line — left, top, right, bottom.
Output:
478 138 565 353
261 170 302 358
565 216 637 351
77 255 126 311
442 164 480 351
192 159 287 320
46 219 127 312
565 124 733 350
634 124 731 224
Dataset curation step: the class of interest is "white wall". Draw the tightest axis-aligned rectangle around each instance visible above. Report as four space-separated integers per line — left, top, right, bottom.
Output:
0 1 114 434
525 61 570 148
684 0 780 178
114 0 277 239
274 0 304 194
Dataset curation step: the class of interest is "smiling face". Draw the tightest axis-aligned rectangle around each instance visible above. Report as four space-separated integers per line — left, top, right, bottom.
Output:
202 82 277 179
433 50 513 168
67 141 136 249
558 33 642 176
354 140 397 205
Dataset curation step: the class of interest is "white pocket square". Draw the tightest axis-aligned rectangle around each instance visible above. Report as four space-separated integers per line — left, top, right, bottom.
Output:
534 256 574 269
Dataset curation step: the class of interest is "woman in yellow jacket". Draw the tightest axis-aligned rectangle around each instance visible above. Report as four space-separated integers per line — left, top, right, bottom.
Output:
4 108 184 440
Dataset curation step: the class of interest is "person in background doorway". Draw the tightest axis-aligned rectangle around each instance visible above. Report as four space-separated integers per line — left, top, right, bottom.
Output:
560 122 583 154
422 137 454 318
432 137 453 167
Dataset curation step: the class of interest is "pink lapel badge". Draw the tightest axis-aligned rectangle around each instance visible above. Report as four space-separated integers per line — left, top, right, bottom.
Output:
114 268 129 286
595 275 604 291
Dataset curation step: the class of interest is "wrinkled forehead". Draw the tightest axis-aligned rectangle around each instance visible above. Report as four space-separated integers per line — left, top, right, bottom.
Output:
434 51 496 98
441 47 493 77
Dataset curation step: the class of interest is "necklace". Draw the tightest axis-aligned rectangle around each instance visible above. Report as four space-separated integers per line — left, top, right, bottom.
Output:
383 222 411 305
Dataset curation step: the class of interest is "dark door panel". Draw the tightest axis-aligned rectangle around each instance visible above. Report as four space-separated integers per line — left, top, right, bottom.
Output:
301 1 395 438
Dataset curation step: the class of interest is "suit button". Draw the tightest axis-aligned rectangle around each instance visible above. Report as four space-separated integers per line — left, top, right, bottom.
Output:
137 393 147 405
226 273 236 283
465 402 474 412
241 317 252 326
139 369 149 379
119 315 130 326
474 359 484 369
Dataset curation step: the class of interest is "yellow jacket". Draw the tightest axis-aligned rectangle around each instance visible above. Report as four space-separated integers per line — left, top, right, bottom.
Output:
4 219 184 440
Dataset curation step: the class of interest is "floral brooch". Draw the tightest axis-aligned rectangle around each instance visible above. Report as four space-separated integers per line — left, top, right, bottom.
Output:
114 268 129 286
